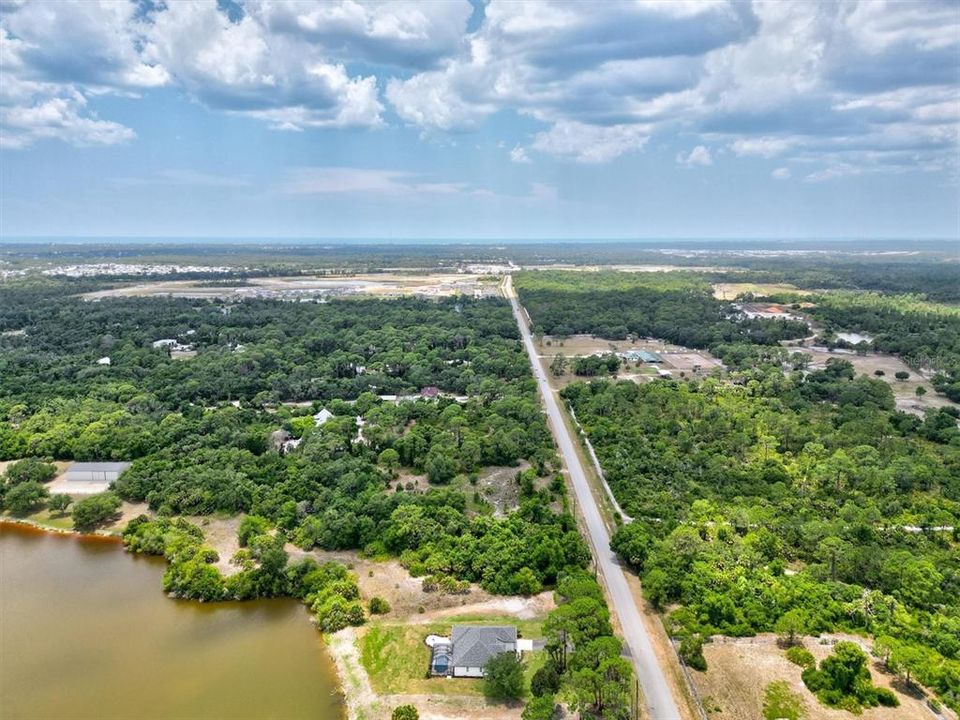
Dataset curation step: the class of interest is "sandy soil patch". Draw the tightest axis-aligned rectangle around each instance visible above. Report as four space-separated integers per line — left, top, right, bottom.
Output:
713 282 811 300
662 352 723 374
190 515 243 576
473 463 530 517
80 273 499 301
691 633 954 720
803 347 956 415
327 627 384 720
286 547 503 619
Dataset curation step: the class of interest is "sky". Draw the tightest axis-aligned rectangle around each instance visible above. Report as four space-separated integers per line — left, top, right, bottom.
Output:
1 0 958 240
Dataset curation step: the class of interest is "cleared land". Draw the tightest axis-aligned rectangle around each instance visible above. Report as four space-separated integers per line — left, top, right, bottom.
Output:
537 334 723 388
691 633 956 720
80 273 500 301
803 347 955 415
331 603 552 720
712 282 812 300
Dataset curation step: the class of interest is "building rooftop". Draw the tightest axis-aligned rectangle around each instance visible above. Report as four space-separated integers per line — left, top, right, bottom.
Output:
451 625 517 669
67 462 131 472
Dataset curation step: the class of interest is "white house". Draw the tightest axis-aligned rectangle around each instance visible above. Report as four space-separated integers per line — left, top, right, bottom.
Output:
313 408 334 426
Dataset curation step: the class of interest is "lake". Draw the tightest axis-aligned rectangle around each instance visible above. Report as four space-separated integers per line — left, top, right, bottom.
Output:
0 523 345 720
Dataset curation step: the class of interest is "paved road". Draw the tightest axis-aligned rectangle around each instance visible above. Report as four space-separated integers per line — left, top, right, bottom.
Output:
508 284 682 720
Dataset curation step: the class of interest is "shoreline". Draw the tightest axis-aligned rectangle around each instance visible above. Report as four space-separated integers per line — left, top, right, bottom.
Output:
0 516 123 542
1 516 357 717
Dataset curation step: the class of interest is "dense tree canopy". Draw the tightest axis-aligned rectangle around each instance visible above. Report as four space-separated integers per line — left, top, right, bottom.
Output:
515 270 808 346
567 372 959 711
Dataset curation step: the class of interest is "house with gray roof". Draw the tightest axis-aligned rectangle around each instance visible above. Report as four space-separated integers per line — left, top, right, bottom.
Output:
450 625 518 678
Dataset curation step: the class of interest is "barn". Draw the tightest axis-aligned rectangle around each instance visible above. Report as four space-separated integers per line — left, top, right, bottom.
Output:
64 462 131 484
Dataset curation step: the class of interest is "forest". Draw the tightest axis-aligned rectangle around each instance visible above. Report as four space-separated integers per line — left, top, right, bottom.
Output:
564 365 960 711
0 279 594 600
0 275 634 716
514 270 809 346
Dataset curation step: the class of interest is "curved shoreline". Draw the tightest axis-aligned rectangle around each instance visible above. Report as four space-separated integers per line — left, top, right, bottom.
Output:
1 516 352 718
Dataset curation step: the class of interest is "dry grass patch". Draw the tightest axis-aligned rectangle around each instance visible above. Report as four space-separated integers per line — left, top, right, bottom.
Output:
689 634 953 720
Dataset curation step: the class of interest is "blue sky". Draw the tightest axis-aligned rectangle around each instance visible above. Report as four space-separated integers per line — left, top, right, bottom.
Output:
1 0 958 240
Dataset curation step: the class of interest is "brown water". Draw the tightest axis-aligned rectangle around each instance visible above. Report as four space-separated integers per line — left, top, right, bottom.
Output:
0 523 345 720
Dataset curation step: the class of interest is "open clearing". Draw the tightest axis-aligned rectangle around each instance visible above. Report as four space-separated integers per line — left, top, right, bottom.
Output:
538 334 723 388
712 282 812 300
80 273 501 301
803 347 956 415
349 612 547 720
691 633 955 720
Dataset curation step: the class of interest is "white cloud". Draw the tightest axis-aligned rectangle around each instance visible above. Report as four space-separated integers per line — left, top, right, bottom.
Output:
531 121 650 163
0 0 957 180
141 2 383 130
279 167 469 195
510 145 531 163
0 94 134 149
729 136 797 158
251 0 472 69
2 0 168 89
771 167 791 179
114 169 254 189
677 145 713 166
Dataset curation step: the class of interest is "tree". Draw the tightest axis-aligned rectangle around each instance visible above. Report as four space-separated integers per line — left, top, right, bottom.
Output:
378 448 400 476
550 353 568 378
48 493 72 515
71 492 122 530
610 522 653 572
915 385 926 397
391 705 419 720
424 447 457 484
483 652 525 702
818 641 869 694
521 695 556 720
238 515 271 547
5 481 49 515
5 458 57 485
895 371 910 381
531 663 561 697
775 609 808 647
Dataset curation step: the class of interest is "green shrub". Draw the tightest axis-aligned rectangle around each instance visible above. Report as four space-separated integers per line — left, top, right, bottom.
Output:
391 705 418 720
875 688 899 707
679 634 707 671
368 596 391 615
786 645 816 670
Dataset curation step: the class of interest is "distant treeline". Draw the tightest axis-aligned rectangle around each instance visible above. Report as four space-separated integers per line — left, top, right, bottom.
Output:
514 270 808 347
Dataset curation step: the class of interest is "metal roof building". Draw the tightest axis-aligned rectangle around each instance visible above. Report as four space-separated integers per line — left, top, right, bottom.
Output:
637 350 662 363
64 462 131 483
